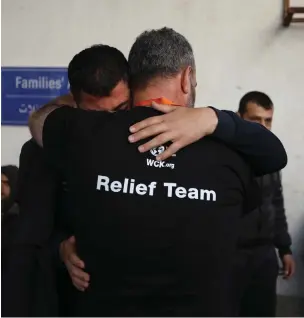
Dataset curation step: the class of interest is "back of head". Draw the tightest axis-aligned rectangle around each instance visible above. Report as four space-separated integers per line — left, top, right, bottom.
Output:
68 44 129 106
128 27 196 107
238 91 273 116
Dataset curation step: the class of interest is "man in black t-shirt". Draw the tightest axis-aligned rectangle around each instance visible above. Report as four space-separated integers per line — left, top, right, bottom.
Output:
30 105 257 317
27 28 285 316
6 40 287 317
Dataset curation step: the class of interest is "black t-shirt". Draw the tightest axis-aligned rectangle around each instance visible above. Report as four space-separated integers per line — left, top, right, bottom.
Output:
43 106 258 317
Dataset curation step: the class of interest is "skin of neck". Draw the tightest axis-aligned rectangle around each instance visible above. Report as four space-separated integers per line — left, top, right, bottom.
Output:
133 75 187 106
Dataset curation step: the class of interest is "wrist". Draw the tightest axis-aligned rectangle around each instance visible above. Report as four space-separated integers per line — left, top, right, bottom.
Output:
201 107 218 135
279 247 292 259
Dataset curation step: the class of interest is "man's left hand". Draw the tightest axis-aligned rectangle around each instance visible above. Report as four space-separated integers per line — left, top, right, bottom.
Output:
281 254 296 279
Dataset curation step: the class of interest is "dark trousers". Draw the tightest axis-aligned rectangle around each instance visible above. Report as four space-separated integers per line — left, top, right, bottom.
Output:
233 245 278 317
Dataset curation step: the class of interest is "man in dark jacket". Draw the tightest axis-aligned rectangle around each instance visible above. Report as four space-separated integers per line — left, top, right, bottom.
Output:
236 91 295 317
1 143 60 317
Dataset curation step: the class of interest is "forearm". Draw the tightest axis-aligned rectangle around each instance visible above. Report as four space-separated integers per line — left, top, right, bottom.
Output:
209 108 288 176
45 93 76 108
274 213 292 257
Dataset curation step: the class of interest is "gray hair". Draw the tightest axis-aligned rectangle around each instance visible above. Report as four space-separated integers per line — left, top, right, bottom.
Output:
128 27 195 90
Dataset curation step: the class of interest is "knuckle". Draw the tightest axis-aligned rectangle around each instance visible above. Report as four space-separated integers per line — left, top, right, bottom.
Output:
142 141 156 152
138 130 150 139
151 136 166 149
172 141 182 152
81 273 88 280
69 255 76 262
158 122 168 132
160 150 170 160
136 121 147 130
71 268 79 276
151 116 162 125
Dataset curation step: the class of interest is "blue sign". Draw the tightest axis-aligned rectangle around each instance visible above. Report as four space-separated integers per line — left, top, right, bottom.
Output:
1 67 69 126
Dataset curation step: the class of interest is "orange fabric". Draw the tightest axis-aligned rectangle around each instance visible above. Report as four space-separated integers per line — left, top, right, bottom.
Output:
135 97 182 107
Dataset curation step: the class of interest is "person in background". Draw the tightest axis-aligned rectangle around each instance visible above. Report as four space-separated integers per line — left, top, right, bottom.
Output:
1 165 21 314
1 165 19 243
1 165 19 217
236 91 295 317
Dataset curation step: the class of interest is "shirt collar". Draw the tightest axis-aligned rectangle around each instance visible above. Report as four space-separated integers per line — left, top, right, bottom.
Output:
134 97 182 107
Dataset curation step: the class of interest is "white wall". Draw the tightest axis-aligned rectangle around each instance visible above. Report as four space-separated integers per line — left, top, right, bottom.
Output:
2 0 304 297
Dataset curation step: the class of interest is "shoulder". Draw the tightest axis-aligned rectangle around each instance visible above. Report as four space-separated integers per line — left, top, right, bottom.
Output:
197 137 251 165
19 139 43 165
121 107 162 124
19 139 46 168
21 139 41 155
19 139 53 181
193 138 253 184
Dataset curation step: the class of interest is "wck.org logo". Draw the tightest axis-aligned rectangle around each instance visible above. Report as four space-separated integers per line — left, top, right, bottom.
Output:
146 145 176 170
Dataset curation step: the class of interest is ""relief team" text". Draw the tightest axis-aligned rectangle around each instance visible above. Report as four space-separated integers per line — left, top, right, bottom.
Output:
96 175 216 201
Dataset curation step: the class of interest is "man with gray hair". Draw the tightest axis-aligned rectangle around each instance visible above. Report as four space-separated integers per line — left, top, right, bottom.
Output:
128 27 197 108
29 28 286 316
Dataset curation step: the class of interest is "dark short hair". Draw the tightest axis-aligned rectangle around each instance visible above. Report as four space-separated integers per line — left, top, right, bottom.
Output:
128 27 195 90
68 44 129 104
238 91 273 115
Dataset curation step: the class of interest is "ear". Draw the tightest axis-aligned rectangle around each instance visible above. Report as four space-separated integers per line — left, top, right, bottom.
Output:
181 66 192 94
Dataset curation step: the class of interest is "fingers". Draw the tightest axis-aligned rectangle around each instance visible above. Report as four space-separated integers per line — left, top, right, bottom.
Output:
129 103 178 134
282 257 296 279
62 236 85 268
69 253 85 269
151 102 178 113
129 122 167 143
70 264 90 283
283 270 290 279
67 262 90 291
137 132 174 153
68 235 76 244
283 264 293 279
286 263 295 278
156 141 182 161
129 116 164 135
72 277 89 292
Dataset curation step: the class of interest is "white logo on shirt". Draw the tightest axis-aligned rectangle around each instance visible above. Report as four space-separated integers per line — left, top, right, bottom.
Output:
150 146 166 157
147 145 176 170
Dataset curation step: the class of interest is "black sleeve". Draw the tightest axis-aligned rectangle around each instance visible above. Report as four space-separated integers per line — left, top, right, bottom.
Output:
14 140 60 245
239 162 262 216
43 106 111 168
209 108 288 177
272 172 292 257
42 106 73 169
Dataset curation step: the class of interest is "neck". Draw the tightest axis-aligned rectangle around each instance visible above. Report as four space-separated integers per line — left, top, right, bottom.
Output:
133 79 184 106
